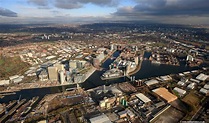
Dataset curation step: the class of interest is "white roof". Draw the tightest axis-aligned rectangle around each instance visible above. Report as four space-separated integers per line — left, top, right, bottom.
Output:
173 87 186 95
177 81 185 86
9 75 19 80
196 73 209 81
90 114 112 123
135 93 151 103
190 78 200 83
204 84 209 90
187 83 196 89
199 88 209 94
160 75 172 81
0 80 10 85
145 79 159 86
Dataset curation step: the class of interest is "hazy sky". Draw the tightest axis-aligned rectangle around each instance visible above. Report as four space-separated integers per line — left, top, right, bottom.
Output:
0 0 209 24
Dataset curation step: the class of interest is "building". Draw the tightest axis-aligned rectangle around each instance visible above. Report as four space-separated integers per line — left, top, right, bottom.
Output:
173 87 186 96
196 73 209 81
186 55 194 61
54 63 65 71
118 110 127 119
135 93 151 104
0 80 10 86
93 58 100 67
97 53 105 62
48 66 58 81
39 70 48 81
199 88 209 95
89 114 112 123
145 79 159 86
73 74 85 83
69 60 77 69
152 88 177 103
187 83 196 89
59 70 65 84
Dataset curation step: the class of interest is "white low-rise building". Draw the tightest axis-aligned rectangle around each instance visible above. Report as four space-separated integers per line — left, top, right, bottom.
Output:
199 88 209 95
196 73 209 81
89 114 112 123
0 80 10 86
177 81 186 86
187 83 196 89
204 83 209 90
145 79 159 86
173 87 186 95
135 93 151 104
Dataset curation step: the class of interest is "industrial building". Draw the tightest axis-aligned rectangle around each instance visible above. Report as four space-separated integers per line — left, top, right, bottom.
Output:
48 66 58 81
196 73 209 81
152 88 177 103
89 114 112 123
173 87 186 96
135 93 151 104
145 79 159 86
0 80 10 86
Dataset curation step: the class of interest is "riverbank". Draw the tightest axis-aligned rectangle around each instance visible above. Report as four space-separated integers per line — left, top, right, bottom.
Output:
128 51 145 76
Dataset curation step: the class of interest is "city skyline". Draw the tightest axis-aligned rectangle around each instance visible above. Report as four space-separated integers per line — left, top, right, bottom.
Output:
0 0 209 24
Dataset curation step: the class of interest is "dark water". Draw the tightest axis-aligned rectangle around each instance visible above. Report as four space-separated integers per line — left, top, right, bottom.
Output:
0 51 198 103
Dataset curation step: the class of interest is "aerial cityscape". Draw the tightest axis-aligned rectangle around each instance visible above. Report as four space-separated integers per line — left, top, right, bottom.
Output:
0 0 209 123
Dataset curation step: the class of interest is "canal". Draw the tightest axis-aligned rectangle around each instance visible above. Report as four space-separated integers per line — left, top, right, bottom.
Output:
0 51 199 103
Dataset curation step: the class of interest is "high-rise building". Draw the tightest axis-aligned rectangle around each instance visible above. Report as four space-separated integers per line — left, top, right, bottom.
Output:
54 63 65 71
59 70 65 84
48 66 58 81
69 60 77 69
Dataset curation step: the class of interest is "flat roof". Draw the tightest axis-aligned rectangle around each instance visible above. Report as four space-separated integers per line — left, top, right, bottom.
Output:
135 93 151 103
90 114 112 123
152 88 177 103
196 73 209 81
145 79 159 86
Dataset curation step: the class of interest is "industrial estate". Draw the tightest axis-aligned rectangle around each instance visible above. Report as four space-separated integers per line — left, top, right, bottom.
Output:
0 23 209 123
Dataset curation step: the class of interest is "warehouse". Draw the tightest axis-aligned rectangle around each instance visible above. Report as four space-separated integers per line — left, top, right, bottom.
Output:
89 114 112 123
152 88 177 103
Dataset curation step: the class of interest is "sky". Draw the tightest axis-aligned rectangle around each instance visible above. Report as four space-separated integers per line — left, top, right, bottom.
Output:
0 0 209 24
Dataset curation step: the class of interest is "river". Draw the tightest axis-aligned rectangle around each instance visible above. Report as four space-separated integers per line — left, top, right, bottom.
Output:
0 51 199 103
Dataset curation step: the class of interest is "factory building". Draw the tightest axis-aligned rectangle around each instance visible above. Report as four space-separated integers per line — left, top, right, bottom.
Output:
89 114 112 123
173 87 186 96
152 88 177 103
135 93 151 104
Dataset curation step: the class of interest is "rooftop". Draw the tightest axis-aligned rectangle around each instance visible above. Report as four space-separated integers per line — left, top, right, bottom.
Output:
152 88 177 103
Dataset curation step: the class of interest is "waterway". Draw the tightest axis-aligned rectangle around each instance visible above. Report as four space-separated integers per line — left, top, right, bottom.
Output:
0 51 199 103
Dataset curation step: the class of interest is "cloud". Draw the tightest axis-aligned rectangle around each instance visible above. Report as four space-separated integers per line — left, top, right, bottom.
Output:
55 0 83 9
115 0 209 17
28 0 119 9
0 7 17 17
28 0 48 6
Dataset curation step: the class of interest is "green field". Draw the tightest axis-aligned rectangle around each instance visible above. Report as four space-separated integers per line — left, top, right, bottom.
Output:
0 55 30 79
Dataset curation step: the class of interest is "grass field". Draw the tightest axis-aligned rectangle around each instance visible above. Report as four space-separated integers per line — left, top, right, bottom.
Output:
0 55 30 79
